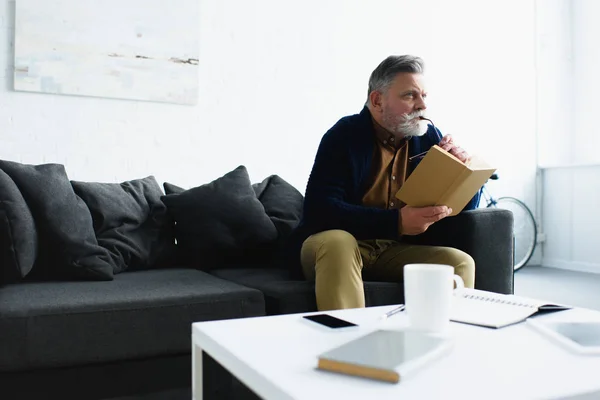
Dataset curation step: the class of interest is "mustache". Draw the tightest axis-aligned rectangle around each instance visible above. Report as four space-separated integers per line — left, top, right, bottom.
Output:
399 110 427 123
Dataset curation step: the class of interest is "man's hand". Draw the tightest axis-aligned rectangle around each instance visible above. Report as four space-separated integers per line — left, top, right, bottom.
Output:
401 205 452 235
438 135 470 164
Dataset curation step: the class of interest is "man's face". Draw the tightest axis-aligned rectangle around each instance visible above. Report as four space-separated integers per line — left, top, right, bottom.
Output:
377 73 428 138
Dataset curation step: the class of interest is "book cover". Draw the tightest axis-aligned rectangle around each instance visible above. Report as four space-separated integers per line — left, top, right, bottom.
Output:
395 145 496 216
317 330 453 383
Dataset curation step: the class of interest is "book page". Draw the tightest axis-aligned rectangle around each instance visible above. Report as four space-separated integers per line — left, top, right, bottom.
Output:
436 145 466 165
467 154 493 170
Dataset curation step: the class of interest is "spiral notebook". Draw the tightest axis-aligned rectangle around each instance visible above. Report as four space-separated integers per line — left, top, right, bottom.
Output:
450 289 571 329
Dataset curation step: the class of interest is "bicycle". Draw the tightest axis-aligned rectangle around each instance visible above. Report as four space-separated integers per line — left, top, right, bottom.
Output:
480 173 537 271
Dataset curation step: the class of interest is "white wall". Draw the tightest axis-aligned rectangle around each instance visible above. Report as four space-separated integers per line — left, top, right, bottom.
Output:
542 166 600 273
535 0 573 168
1 0 537 213
572 0 600 166
537 0 600 168
538 0 600 273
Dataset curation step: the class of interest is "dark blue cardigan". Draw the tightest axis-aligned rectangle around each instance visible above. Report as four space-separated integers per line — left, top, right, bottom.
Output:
285 106 481 276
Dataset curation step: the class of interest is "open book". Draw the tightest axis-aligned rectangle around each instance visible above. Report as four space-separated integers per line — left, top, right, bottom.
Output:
317 330 452 383
451 289 571 329
395 145 496 216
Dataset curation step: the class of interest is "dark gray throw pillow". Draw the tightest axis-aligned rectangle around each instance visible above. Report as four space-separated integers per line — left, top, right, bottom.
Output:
0 169 38 284
72 176 176 274
161 165 278 268
252 175 304 238
0 160 114 281
163 182 185 195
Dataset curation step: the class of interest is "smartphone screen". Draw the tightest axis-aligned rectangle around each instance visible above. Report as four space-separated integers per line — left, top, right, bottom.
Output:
303 314 358 329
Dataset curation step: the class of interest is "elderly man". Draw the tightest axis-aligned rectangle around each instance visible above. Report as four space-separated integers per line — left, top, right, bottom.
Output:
291 55 480 311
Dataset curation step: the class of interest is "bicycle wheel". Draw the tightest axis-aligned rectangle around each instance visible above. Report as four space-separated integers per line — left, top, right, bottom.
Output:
488 197 537 271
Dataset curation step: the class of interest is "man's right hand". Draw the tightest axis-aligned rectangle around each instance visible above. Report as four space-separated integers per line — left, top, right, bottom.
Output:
400 205 452 235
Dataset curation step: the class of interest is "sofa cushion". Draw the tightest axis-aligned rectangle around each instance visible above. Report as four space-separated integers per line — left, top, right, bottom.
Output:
161 166 278 269
0 161 113 281
71 176 176 274
165 174 304 237
252 175 304 239
210 267 404 315
0 268 264 371
0 169 38 284
163 181 185 194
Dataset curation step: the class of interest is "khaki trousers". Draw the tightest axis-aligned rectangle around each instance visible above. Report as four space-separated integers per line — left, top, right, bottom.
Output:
301 229 475 311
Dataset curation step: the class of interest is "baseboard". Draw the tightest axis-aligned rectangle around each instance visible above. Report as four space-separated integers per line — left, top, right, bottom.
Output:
542 259 600 274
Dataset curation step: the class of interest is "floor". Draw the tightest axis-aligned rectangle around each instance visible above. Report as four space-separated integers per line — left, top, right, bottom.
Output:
514 265 600 310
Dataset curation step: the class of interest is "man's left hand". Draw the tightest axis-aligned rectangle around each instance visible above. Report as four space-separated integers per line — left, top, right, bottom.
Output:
438 135 470 164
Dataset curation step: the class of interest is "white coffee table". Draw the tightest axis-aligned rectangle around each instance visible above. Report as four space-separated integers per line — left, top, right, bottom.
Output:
192 300 600 400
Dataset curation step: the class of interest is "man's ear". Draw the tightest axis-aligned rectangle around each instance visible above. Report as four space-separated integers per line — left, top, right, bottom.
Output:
369 91 383 112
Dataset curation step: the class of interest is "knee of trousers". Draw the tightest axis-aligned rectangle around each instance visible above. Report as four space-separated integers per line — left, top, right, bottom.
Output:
441 247 475 271
313 230 362 272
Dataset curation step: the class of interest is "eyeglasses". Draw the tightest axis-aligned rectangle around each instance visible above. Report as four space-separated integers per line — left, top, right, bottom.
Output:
408 116 441 161
409 150 429 161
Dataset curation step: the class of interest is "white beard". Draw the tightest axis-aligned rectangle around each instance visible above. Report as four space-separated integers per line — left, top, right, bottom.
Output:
382 110 429 138
397 117 429 138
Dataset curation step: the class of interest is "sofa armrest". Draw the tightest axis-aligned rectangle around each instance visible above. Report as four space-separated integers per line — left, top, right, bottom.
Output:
402 208 514 294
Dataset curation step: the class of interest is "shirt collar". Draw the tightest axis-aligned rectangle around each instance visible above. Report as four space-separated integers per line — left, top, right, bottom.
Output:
371 117 407 149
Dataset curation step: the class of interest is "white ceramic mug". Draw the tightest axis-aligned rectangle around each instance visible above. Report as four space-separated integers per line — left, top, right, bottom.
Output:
403 264 464 335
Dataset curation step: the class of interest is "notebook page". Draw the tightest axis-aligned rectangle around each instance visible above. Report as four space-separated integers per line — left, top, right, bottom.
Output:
450 289 542 328
457 288 546 307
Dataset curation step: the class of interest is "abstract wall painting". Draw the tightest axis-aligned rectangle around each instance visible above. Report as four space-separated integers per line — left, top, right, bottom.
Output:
14 0 199 105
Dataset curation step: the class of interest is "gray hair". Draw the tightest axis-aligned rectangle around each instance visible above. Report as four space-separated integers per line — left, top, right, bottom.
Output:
367 55 425 98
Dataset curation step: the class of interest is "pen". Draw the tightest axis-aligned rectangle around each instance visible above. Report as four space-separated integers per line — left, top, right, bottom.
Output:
380 304 406 320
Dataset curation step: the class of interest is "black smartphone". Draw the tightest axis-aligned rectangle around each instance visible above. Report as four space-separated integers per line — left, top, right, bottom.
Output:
303 314 358 329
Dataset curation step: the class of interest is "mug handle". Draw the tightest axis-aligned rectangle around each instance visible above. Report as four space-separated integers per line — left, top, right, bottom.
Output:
453 274 465 293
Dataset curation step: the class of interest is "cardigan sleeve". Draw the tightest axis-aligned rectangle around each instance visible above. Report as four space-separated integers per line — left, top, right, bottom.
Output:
302 125 400 240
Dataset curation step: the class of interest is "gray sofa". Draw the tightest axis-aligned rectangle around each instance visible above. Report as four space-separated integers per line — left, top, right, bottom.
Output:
0 161 514 400
212 208 514 316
